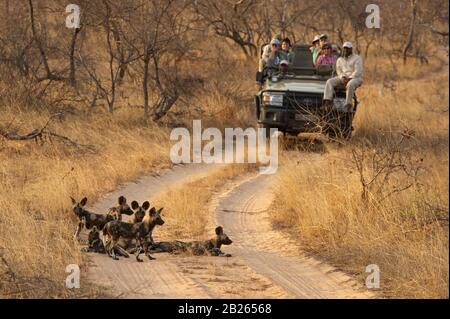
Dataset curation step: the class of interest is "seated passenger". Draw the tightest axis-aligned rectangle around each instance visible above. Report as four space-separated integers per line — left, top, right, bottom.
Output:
319 34 341 56
266 39 288 69
281 37 295 65
316 43 337 66
259 34 282 72
310 35 321 66
323 42 364 111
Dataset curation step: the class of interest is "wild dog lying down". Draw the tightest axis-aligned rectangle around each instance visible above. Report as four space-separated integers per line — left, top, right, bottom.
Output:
71 197 117 240
150 226 233 257
81 226 129 257
103 202 165 262
106 196 134 221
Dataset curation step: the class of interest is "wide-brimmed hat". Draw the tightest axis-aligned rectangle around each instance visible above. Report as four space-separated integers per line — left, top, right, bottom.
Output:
319 34 328 40
312 35 321 44
279 60 290 66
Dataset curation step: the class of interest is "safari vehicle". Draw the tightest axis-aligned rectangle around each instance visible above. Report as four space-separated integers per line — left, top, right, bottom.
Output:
255 44 358 139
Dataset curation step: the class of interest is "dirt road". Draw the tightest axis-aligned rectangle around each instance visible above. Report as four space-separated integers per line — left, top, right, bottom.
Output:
86 160 373 298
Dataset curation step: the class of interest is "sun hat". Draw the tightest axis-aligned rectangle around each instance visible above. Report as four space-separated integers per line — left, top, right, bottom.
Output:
312 34 321 44
343 41 353 48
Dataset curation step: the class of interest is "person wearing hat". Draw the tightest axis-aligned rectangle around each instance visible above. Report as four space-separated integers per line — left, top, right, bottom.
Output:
316 43 337 66
310 34 321 66
259 34 284 72
278 59 290 75
323 41 364 111
266 38 288 69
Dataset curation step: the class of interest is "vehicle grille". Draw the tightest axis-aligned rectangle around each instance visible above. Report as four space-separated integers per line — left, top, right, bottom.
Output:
284 93 323 114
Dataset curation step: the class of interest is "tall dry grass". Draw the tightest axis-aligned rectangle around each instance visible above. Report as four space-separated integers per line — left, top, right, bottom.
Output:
0 108 172 297
271 60 449 298
0 47 256 297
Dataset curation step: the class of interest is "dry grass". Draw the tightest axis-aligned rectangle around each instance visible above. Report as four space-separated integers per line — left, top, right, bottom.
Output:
271 61 449 298
0 108 172 298
0 51 255 297
152 164 254 241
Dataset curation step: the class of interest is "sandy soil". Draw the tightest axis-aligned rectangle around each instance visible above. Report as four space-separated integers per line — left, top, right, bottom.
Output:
85 161 374 298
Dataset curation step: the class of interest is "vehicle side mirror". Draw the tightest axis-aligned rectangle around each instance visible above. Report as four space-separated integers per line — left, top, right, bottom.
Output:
256 71 263 84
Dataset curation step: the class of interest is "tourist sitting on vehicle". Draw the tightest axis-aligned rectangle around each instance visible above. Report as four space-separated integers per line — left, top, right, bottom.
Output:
319 33 341 56
316 43 337 66
259 34 283 72
281 37 295 65
266 39 288 69
310 34 321 66
323 42 363 111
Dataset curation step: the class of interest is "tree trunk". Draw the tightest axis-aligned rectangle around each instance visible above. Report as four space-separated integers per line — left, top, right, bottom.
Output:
69 27 81 86
403 0 417 65
143 54 150 116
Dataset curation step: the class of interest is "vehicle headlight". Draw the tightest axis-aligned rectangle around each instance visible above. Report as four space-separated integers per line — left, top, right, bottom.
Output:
263 93 284 106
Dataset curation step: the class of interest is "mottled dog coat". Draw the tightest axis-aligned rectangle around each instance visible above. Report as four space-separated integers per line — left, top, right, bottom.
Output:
103 203 165 262
71 197 117 240
150 226 232 257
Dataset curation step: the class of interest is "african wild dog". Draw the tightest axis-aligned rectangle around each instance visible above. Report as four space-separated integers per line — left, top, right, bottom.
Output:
150 226 232 257
71 197 117 240
103 203 165 262
106 196 134 221
128 200 150 224
81 226 129 258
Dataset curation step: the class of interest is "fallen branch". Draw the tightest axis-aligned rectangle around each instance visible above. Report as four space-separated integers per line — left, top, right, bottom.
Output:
0 113 95 152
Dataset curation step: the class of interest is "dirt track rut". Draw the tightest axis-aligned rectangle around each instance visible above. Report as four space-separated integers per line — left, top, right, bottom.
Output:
86 162 373 298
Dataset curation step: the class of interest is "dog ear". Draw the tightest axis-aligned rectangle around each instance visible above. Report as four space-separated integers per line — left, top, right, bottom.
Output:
118 196 126 205
92 226 98 232
80 197 88 207
70 197 77 205
157 207 164 214
215 226 223 235
142 201 150 211
131 201 139 210
149 207 157 216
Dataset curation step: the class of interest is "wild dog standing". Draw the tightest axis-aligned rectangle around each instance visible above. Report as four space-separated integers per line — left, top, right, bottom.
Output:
129 200 150 224
71 197 117 240
106 196 134 221
103 203 165 262
81 226 129 258
150 226 233 257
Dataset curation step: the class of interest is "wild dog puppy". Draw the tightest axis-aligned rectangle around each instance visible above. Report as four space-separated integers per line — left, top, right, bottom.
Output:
150 226 233 257
106 196 134 221
71 197 116 240
103 203 165 262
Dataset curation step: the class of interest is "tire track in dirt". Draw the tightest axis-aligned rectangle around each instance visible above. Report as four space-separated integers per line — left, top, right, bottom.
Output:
87 164 223 298
213 165 375 299
85 163 287 298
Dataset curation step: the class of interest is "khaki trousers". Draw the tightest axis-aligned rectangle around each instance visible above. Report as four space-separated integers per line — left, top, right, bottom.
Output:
324 77 363 105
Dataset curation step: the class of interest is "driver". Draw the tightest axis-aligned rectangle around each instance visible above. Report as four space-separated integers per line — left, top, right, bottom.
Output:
278 60 290 74
323 42 363 111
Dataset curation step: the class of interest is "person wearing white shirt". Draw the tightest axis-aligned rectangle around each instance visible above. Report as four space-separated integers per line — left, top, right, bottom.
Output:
323 41 364 111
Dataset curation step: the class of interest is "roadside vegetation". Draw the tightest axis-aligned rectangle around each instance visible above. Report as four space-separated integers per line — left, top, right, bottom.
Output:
271 62 449 298
0 0 448 298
